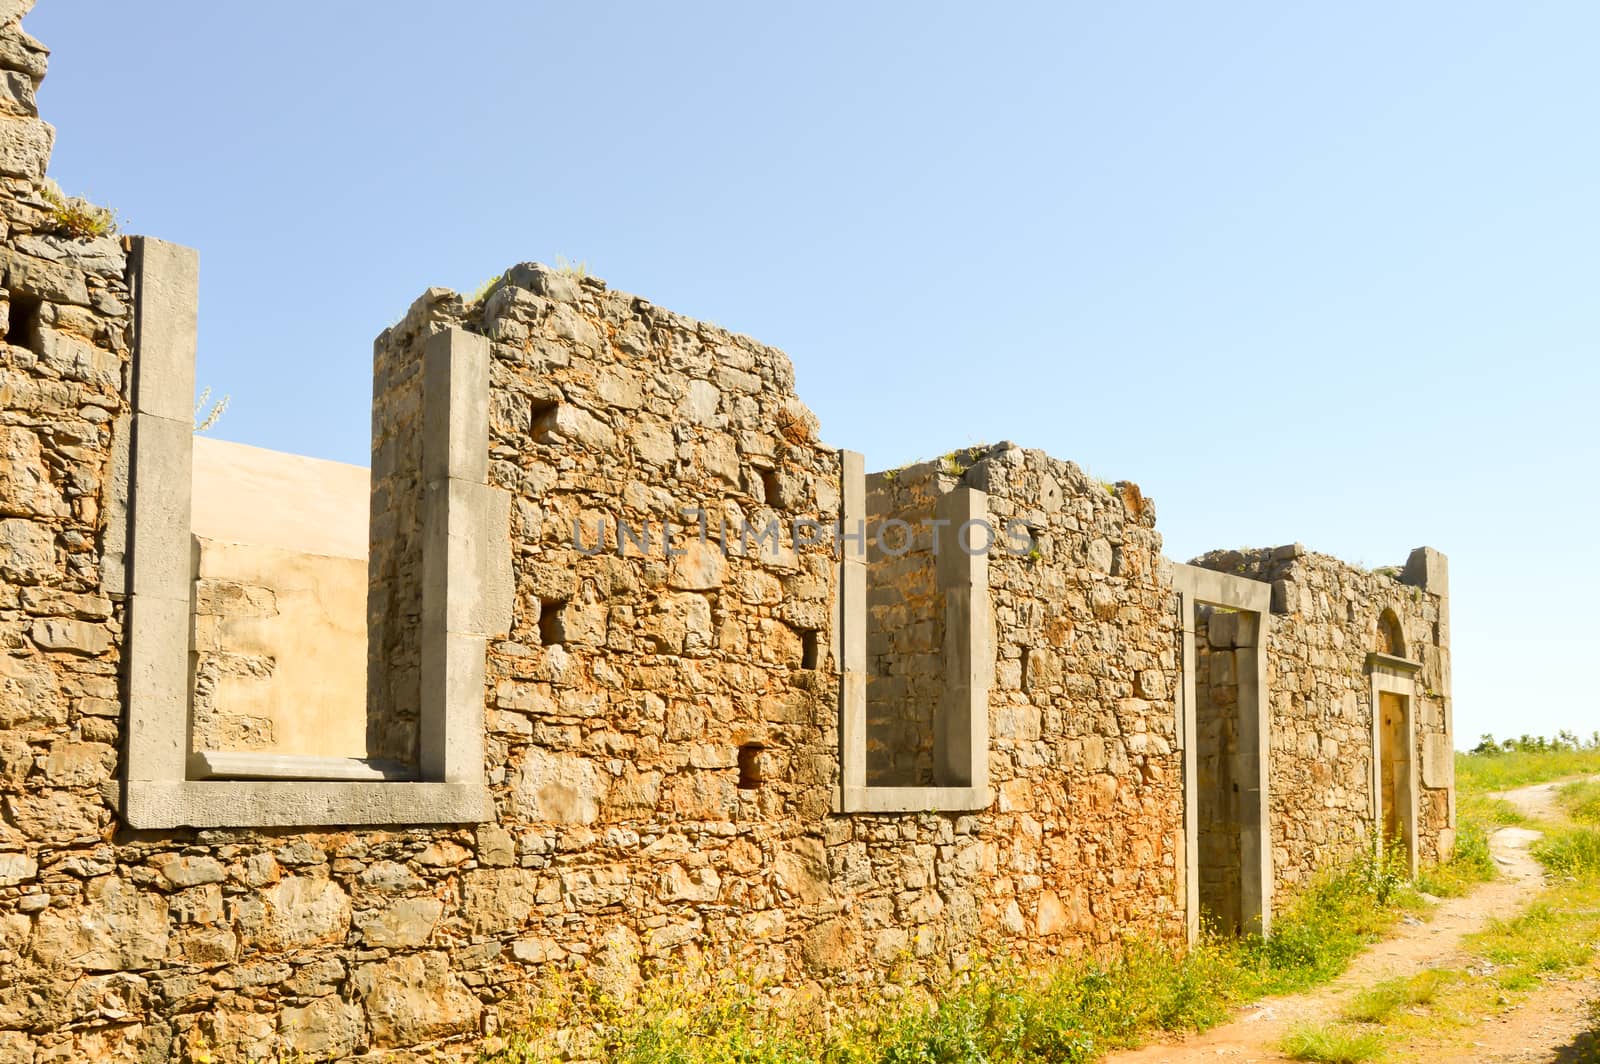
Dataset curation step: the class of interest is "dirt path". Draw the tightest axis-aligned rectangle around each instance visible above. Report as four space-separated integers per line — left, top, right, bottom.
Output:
1105 778 1591 1064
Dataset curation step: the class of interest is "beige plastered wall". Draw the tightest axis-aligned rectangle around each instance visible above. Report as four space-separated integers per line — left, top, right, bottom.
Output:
189 437 369 758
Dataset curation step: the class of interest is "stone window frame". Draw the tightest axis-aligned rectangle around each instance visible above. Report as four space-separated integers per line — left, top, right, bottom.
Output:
117 238 503 829
1366 652 1421 878
835 450 993 814
1174 563 1272 941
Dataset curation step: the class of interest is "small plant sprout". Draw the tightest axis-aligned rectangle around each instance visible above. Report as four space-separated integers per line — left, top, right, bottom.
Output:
41 180 117 239
469 272 504 303
194 387 230 434
554 255 589 278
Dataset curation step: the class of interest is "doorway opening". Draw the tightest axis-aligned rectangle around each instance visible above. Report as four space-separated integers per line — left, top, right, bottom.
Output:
1176 564 1272 942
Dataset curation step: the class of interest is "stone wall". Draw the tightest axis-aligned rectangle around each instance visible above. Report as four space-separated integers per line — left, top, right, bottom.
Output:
863 463 946 786
1191 545 1453 886
367 301 429 765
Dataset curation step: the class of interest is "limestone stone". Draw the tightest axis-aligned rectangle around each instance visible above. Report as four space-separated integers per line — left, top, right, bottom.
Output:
41 741 114 787
475 822 514 866
0 652 60 728
30 617 110 655
511 747 606 824
0 427 66 517
32 877 168 971
353 952 481 1049
355 896 442 948
462 868 540 935
4 791 99 843
0 852 36 885
0 519 52 582
278 996 362 1060
149 854 227 890
0 113 48 177
233 876 350 951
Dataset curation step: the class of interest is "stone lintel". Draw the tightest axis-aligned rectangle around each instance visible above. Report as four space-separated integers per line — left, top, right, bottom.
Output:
1365 651 1422 676
1173 563 1272 613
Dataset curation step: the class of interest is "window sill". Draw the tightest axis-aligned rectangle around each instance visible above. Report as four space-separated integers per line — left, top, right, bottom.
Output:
187 751 417 782
118 780 492 829
836 785 992 814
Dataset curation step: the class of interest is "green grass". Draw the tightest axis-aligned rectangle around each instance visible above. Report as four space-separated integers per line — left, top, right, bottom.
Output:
1415 812 1496 897
1340 970 1452 1023
1531 824 1600 880
1558 780 1600 825
1455 746 1600 796
1281 1022 1385 1063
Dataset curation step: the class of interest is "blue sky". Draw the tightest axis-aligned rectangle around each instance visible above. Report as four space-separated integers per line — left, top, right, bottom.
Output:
31 2 1598 747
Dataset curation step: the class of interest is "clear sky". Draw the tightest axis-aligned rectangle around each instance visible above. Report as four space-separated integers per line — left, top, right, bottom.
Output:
30 2 1598 748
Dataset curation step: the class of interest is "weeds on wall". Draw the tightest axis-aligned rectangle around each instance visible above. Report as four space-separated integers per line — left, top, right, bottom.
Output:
41 180 117 239
470 272 505 304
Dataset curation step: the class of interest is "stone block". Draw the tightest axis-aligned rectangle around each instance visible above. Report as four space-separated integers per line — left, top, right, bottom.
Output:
353 952 482 1049
279 996 363 1061
0 518 54 582
1421 733 1454 790
0 426 67 517
129 238 199 422
355 896 443 948
32 876 168 971
233 876 350 951
0 115 50 178
511 746 606 825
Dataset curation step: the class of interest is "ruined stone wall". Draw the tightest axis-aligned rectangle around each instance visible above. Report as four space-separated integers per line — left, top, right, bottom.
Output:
367 303 428 764
1191 545 1452 888
0 4 1454 1056
966 448 1185 951
458 263 848 988
863 464 946 786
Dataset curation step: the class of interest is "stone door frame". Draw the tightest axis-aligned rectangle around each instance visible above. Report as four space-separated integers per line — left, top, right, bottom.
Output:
1367 653 1421 878
1175 564 1273 942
